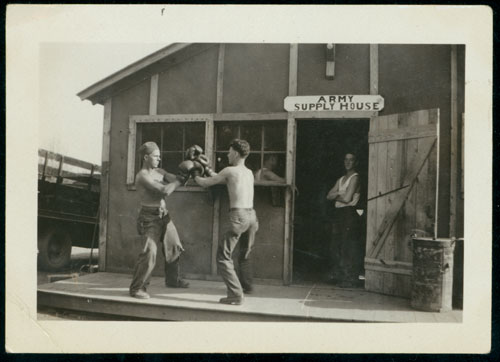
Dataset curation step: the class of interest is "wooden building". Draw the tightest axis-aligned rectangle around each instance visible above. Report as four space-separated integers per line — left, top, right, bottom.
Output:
78 43 464 298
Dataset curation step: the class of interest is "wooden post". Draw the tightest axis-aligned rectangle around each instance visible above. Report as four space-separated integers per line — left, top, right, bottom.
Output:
370 44 379 97
449 45 458 238
284 43 298 285
99 98 112 271
211 44 225 276
149 74 159 116
216 44 225 114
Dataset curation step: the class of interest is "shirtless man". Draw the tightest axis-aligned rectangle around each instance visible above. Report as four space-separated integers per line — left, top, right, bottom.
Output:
194 139 258 305
129 142 189 299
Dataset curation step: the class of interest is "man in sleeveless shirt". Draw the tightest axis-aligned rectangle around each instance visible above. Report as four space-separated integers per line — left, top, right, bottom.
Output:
194 139 259 305
326 152 362 288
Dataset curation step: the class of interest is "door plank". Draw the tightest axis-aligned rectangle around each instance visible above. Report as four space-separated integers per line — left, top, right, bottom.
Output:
368 136 436 259
368 124 437 143
365 115 382 293
383 114 399 295
416 111 431 237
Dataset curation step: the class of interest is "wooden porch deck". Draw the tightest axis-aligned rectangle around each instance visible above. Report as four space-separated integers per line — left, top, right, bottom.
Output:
37 272 462 322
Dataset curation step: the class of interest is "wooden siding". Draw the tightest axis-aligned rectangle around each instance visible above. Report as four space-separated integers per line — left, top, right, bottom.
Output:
157 45 219 114
217 188 285 280
222 44 289 113
297 44 370 95
456 45 465 238
107 79 150 271
378 45 451 237
167 192 214 275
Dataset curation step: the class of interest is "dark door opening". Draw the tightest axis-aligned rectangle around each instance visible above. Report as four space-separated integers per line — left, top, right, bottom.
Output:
292 119 369 284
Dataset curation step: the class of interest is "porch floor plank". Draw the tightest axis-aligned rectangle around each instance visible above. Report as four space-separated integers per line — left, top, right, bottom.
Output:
37 272 462 322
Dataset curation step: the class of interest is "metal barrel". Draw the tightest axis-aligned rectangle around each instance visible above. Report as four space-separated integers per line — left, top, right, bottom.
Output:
411 237 455 312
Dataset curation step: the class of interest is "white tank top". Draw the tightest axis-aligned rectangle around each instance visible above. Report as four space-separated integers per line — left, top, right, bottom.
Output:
335 172 360 208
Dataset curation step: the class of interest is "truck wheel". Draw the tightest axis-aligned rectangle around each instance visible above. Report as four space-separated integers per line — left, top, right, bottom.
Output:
38 229 72 271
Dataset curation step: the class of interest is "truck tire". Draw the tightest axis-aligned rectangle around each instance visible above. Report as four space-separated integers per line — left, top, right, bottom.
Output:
38 228 72 271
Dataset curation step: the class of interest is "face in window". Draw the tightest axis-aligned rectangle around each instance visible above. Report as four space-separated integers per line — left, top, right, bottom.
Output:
227 147 239 166
145 149 161 168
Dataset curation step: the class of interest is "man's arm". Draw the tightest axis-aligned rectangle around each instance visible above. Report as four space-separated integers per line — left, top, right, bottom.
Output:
137 170 180 196
334 175 359 204
154 168 179 184
326 179 340 200
262 170 285 183
194 168 228 187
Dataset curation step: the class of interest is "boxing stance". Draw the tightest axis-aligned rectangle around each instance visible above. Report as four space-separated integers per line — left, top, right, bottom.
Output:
193 139 258 305
129 142 189 299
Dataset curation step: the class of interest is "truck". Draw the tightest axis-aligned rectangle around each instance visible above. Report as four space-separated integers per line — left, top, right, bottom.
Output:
37 149 101 271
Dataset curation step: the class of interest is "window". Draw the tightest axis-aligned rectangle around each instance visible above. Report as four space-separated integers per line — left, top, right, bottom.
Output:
215 121 287 183
136 122 206 173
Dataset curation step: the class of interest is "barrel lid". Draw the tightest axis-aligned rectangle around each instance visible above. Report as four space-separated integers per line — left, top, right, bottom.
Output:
412 237 456 245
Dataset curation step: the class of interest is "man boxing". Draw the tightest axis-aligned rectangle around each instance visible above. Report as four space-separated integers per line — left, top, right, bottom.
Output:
129 141 189 299
194 139 258 305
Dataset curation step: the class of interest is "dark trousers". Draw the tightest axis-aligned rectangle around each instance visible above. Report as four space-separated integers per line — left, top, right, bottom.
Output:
129 207 181 295
217 209 259 298
330 206 363 282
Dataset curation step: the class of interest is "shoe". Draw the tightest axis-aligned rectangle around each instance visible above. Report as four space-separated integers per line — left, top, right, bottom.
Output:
166 279 190 288
219 296 243 305
131 290 150 299
243 287 253 294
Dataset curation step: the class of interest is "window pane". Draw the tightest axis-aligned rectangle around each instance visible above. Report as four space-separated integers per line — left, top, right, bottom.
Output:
245 153 261 174
240 124 262 151
161 152 183 173
141 123 162 147
215 152 229 172
185 123 206 152
162 124 183 151
262 153 286 181
264 124 286 151
216 124 238 151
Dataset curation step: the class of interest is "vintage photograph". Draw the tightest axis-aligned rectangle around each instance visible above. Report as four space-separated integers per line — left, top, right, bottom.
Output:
6 5 491 354
36 42 465 323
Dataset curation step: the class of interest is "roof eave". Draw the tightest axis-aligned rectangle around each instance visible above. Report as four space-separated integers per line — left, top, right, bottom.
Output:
77 43 192 105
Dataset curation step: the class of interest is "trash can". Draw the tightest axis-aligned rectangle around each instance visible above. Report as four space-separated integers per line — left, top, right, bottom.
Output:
411 237 455 312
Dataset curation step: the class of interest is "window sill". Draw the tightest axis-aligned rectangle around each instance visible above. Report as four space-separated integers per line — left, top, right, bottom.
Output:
254 182 290 187
126 184 207 192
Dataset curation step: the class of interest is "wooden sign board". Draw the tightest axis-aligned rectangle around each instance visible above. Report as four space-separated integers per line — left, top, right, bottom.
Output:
284 95 384 112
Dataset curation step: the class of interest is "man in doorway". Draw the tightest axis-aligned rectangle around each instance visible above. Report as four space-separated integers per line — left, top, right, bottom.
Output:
129 141 189 299
326 151 363 288
194 139 258 305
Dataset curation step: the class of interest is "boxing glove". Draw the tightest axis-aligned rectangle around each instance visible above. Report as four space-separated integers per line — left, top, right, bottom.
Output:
185 145 204 161
191 160 205 178
195 154 217 177
177 160 195 185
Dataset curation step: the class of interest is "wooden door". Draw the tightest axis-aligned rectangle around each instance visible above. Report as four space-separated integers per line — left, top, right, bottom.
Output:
364 109 439 297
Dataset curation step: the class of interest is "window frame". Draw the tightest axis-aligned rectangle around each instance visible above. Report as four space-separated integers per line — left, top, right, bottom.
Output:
214 121 288 185
126 114 213 189
127 113 292 189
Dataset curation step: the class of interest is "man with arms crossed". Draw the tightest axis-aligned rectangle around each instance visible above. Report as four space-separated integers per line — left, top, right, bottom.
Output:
194 139 258 305
129 142 189 299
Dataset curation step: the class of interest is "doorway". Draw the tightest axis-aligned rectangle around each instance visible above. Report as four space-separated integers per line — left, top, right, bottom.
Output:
292 119 369 284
